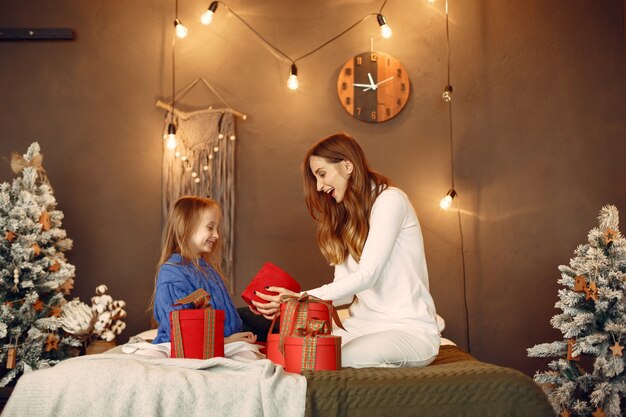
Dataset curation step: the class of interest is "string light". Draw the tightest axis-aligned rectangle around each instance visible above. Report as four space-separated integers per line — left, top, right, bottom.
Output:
166 0 181 150
174 19 188 38
439 189 457 210
376 14 393 38
193 1 392 90
442 84 453 102
287 64 299 90
201 1 219 25
435 0 471 354
166 123 177 149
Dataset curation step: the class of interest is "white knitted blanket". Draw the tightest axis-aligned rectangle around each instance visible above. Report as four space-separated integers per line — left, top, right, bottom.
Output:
2 354 306 417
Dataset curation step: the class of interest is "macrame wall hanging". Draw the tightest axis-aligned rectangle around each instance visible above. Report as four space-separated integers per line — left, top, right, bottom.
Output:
157 77 247 292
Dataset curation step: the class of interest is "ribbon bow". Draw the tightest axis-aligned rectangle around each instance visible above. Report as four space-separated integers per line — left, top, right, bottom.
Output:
294 319 328 338
172 288 212 309
11 152 46 175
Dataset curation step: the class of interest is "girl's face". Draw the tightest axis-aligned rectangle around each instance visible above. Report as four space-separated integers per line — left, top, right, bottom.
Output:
309 156 353 203
190 206 220 257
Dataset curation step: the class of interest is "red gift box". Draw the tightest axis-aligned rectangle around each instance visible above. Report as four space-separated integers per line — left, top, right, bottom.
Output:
280 300 334 336
170 289 225 359
284 319 342 373
266 294 344 367
266 333 285 366
241 262 301 312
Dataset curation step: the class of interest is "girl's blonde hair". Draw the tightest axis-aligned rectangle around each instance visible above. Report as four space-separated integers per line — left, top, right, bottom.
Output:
148 196 225 313
303 133 389 265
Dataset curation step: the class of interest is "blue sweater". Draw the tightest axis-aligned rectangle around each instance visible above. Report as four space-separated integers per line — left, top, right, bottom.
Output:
152 253 242 344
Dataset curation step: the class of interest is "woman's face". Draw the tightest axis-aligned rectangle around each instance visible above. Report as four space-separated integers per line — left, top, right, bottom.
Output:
190 206 220 257
309 156 353 203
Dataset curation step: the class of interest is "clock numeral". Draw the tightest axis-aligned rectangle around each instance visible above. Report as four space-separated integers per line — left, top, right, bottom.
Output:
346 97 351 105
356 56 362 66
356 106 361 116
341 82 347 90
397 68 402 77
370 53 378 62
370 111 377 120
401 83 406 91
397 98 402 106
345 68 352 76
386 108 391 116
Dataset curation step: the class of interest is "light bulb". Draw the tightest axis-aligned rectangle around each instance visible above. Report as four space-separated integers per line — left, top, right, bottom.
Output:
166 123 177 149
440 195 453 210
442 84 453 102
200 10 214 25
287 63 299 90
213 146 219 152
201 1 219 25
229 134 236 141
377 14 392 39
174 19 188 38
439 189 457 210
194 178 200 183
203 165 209 171
218 133 224 139
191 172 197 178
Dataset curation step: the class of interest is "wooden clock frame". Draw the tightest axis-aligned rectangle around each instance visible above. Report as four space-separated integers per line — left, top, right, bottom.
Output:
337 51 410 123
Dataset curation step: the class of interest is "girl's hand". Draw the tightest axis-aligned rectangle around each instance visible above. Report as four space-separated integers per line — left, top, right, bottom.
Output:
251 286 299 320
225 331 257 344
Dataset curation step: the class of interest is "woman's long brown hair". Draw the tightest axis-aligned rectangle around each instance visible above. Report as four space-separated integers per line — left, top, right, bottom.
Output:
303 133 389 265
147 196 225 314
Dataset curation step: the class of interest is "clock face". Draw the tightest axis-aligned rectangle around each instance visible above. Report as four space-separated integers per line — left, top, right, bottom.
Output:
337 51 410 123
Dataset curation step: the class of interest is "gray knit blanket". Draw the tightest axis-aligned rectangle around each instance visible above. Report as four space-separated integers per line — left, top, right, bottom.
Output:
2 354 306 417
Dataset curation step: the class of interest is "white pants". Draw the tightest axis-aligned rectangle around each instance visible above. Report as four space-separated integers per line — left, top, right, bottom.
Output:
333 325 440 368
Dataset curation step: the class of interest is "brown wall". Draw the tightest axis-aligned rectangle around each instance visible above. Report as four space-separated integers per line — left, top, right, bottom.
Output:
1 0 625 376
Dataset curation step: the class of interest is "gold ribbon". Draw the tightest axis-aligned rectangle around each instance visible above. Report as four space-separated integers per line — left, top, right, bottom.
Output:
11 152 46 176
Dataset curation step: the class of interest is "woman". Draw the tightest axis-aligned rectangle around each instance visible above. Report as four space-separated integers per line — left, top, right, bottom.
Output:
253 133 441 368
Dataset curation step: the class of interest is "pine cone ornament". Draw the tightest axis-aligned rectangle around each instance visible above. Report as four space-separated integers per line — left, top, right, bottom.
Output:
60 299 96 339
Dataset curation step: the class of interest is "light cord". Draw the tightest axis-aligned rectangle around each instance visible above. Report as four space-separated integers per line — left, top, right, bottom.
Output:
444 0 470 353
213 1 388 67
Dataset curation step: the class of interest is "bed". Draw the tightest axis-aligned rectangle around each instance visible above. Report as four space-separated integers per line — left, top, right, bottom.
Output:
2 341 553 417
304 344 554 417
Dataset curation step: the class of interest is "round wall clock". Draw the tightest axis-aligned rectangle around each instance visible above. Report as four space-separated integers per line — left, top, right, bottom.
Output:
337 51 410 123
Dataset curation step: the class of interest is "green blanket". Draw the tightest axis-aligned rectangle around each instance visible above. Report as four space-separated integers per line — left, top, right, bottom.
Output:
304 345 554 417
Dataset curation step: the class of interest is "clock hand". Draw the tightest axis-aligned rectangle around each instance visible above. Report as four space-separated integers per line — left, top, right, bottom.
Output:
375 76 394 87
352 83 373 88
367 73 377 90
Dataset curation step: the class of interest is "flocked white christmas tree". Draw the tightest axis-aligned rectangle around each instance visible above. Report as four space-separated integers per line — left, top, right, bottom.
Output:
0 142 82 386
528 205 626 417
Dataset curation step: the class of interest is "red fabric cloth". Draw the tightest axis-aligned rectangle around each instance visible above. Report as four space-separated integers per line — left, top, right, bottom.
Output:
241 262 301 312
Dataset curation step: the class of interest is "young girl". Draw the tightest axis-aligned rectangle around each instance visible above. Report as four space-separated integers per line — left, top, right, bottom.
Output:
150 196 256 346
253 133 441 368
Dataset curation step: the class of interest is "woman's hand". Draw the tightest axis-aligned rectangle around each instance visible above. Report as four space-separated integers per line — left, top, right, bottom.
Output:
224 331 257 344
251 286 299 320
